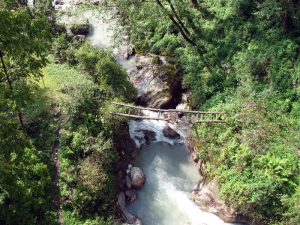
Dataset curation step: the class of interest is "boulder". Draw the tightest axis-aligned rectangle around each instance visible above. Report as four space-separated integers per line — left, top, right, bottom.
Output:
122 45 136 59
125 175 132 189
70 19 90 35
129 54 182 108
118 192 143 225
141 130 156 144
72 34 86 44
125 190 138 203
163 125 180 139
130 167 146 189
192 180 248 223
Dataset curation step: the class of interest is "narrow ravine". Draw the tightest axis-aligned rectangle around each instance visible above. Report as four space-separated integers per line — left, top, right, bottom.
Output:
56 4 234 225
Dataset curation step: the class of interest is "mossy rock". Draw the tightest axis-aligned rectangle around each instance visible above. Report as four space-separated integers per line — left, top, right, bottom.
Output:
70 19 90 35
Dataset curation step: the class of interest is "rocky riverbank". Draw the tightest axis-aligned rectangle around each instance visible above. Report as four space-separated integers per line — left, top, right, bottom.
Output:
52 2 246 224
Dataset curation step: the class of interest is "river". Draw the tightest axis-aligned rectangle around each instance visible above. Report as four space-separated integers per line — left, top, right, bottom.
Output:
57 5 233 225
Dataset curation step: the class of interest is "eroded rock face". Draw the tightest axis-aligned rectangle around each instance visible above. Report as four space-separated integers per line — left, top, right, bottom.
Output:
163 125 181 139
70 19 90 35
130 167 146 189
192 180 248 223
118 192 143 225
125 190 138 203
129 54 182 108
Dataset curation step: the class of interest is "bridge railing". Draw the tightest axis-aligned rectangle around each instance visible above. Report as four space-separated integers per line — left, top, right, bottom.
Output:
110 102 226 123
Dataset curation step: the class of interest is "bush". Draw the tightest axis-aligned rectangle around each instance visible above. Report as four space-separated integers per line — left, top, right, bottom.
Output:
197 90 300 224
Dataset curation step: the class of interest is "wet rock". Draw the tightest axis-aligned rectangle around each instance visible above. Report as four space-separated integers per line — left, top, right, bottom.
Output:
192 180 248 223
70 19 90 35
163 125 180 139
125 190 138 202
72 34 86 44
54 0 64 5
126 175 132 189
129 54 181 108
176 93 191 111
141 130 156 144
191 151 199 163
122 45 135 59
118 192 143 225
130 167 146 189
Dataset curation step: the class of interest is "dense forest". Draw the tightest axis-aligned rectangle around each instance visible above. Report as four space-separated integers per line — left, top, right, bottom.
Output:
0 0 299 225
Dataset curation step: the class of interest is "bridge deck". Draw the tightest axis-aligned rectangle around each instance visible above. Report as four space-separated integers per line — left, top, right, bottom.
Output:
110 102 226 123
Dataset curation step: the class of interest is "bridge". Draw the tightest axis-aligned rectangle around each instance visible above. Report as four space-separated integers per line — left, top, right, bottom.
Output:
110 102 226 124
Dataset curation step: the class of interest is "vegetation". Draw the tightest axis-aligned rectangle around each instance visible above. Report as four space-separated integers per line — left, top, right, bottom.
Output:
110 0 300 224
1 0 299 224
0 1 133 224
48 41 134 224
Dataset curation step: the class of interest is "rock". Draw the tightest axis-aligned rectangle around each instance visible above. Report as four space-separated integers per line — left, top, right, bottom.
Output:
129 54 182 108
125 190 138 202
70 19 90 35
163 125 180 139
141 130 156 144
192 180 248 223
54 0 63 5
118 192 143 224
72 34 86 44
122 45 135 59
125 175 132 189
191 151 199 163
130 167 146 189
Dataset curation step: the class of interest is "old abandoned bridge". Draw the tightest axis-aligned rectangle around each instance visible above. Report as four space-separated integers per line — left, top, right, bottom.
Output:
110 102 225 123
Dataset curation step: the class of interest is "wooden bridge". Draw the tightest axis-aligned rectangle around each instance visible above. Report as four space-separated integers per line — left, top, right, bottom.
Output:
110 102 225 123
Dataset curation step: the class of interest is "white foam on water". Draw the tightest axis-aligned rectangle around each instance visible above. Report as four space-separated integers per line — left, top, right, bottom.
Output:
128 143 232 225
55 5 234 225
128 110 183 148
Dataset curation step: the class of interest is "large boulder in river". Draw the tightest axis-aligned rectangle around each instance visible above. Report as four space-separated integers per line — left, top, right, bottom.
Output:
163 125 181 139
129 54 182 108
70 19 90 35
130 167 146 189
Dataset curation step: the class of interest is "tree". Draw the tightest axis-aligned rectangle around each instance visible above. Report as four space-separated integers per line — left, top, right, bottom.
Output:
0 0 52 130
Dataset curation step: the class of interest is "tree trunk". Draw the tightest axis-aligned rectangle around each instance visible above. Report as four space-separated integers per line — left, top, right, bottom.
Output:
0 50 25 131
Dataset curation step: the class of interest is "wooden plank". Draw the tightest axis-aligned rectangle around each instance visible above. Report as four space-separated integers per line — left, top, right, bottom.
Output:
110 112 170 121
196 120 225 123
112 102 225 114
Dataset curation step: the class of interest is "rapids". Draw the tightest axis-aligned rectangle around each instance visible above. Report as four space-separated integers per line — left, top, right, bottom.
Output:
58 5 234 225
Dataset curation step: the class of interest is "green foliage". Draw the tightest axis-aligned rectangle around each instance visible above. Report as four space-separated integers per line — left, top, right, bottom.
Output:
0 107 55 225
76 42 136 99
110 2 300 223
47 31 135 223
197 89 300 224
0 3 55 225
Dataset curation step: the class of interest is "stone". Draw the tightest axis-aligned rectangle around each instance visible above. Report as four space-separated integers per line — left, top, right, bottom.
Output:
54 0 63 5
163 125 180 139
125 190 138 202
192 180 248 223
118 192 143 224
70 19 90 35
130 167 146 189
191 151 199 163
125 175 132 189
72 34 86 43
141 130 156 144
122 45 135 59
129 54 181 108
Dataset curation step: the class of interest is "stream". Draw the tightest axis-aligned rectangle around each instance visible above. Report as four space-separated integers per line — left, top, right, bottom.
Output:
57 5 233 225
